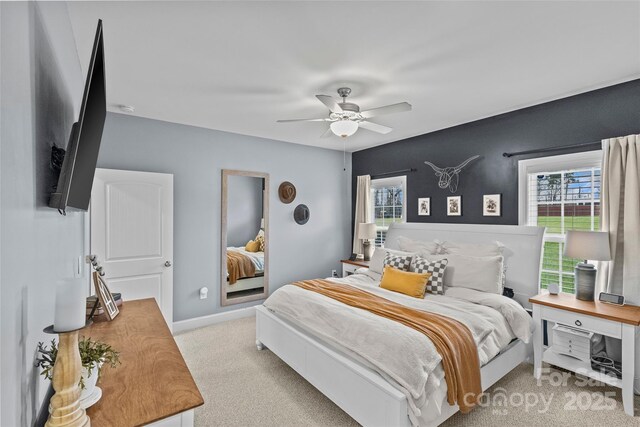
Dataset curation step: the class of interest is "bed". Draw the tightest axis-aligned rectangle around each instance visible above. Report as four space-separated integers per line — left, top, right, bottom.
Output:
226 247 265 292
256 222 544 426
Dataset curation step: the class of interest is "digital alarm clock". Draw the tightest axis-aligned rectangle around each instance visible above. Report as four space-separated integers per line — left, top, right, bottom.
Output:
599 292 625 306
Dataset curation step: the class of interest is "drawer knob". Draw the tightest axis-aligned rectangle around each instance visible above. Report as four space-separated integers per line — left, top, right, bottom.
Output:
574 320 582 327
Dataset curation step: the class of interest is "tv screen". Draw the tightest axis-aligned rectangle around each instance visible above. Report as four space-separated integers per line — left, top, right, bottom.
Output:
49 20 106 213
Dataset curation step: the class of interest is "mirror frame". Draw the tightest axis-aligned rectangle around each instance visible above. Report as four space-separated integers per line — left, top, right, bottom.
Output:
220 169 270 306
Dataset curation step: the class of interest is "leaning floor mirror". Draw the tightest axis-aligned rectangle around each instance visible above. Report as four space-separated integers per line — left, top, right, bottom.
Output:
221 170 269 306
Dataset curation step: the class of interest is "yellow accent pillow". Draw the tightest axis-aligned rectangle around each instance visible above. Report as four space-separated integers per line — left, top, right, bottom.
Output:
245 240 260 252
380 266 431 299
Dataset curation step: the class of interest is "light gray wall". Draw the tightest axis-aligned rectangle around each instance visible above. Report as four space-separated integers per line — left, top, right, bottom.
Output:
98 113 352 321
1 2 86 425
227 175 263 247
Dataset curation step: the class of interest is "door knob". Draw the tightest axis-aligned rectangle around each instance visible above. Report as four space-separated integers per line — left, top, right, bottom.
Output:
165 261 172 267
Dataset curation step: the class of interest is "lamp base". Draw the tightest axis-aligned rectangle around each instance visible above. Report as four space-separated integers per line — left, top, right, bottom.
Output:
575 262 597 301
362 241 374 261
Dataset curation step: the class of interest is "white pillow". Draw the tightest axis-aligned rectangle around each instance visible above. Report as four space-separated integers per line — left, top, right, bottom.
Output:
440 240 504 257
396 236 440 256
358 268 382 282
369 247 415 274
426 253 504 294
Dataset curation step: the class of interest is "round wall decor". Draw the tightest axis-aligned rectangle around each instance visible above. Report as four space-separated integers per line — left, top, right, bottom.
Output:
293 204 310 225
278 181 297 204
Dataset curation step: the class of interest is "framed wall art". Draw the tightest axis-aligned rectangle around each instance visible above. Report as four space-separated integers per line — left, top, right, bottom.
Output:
483 194 501 217
447 196 462 216
418 198 431 216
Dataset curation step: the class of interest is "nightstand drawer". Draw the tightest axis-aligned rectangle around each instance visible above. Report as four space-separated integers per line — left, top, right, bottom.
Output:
551 344 591 362
342 263 359 276
341 259 370 277
553 336 590 351
542 306 622 339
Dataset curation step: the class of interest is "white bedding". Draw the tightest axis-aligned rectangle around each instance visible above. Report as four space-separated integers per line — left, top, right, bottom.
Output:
226 247 265 272
262 270 534 426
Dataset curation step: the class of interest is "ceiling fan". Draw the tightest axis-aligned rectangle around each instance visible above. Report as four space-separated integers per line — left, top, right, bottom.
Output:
277 87 412 138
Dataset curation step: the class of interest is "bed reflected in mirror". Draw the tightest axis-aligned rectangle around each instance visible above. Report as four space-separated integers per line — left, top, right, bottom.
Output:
221 170 269 306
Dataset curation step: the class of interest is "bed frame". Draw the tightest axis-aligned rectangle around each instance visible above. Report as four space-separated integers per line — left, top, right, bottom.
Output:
226 273 265 294
256 223 544 426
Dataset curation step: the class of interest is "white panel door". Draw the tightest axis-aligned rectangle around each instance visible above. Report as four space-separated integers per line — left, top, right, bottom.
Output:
91 169 173 327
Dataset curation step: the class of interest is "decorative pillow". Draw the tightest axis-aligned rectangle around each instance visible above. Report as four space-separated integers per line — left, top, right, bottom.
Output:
244 240 260 252
440 241 504 257
426 253 504 294
396 236 440 256
369 248 414 274
380 266 431 299
254 234 265 252
383 252 412 272
412 256 448 295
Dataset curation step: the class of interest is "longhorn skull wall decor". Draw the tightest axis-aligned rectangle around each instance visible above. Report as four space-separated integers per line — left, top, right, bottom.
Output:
424 155 480 193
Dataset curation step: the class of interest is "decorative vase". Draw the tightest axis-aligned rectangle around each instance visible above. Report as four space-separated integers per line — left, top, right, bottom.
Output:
79 362 101 404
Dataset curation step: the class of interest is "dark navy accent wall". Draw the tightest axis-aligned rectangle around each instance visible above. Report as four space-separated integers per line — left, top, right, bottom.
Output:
352 79 640 227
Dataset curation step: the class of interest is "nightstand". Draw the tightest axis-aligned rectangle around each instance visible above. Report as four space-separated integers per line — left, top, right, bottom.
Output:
530 292 640 416
340 259 370 277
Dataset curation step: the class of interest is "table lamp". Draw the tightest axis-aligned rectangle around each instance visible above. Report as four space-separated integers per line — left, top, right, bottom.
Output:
358 223 377 261
564 230 611 301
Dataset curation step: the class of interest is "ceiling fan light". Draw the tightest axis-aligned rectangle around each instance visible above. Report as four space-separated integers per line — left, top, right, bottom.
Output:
330 120 358 138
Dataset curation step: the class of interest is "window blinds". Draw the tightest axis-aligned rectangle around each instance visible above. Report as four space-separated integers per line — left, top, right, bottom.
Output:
526 166 601 293
370 176 406 247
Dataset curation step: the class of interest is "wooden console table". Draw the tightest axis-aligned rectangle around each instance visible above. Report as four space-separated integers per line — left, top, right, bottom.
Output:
83 298 203 426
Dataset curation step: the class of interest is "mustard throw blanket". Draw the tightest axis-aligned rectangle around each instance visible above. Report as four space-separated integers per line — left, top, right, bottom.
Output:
227 251 255 284
292 279 482 413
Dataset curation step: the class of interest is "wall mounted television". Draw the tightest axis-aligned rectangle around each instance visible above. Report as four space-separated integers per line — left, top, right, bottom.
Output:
49 19 106 214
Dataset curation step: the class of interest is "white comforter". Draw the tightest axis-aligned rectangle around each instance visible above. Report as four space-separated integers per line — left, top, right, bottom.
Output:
262 270 534 426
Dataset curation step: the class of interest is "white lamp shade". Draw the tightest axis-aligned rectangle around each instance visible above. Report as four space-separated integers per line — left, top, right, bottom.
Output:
330 120 358 138
564 230 611 261
357 222 377 239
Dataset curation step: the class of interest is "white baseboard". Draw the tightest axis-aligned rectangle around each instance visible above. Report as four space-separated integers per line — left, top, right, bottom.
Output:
173 306 256 334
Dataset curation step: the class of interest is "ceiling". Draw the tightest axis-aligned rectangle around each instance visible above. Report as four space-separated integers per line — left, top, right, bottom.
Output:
67 1 640 152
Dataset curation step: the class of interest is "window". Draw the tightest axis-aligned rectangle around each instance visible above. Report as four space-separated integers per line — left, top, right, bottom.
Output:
370 176 406 246
519 151 602 294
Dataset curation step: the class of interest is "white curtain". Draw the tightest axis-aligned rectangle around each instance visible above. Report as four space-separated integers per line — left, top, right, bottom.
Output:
353 175 371 254
597 135 640 391
598 135 640 305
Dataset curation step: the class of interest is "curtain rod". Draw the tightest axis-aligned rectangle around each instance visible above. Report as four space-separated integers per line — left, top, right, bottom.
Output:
502 141 601 158
371 168 416 179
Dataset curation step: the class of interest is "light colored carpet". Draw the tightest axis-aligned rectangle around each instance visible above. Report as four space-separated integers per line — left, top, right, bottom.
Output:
175 316 640 427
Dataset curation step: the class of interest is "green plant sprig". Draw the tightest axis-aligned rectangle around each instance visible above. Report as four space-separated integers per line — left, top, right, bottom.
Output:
36 337 121 389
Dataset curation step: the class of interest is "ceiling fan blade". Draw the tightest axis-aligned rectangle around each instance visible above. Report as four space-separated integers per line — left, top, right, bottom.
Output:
316 95 343 113
277 117 327 123
360 102 411 119
358 121 392 134
320 127 333 138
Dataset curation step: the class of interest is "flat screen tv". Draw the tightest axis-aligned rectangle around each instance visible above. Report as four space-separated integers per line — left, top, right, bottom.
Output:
49 19 106 214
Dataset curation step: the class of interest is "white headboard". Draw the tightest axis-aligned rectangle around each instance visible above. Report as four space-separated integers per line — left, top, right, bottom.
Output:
384 223 545 308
